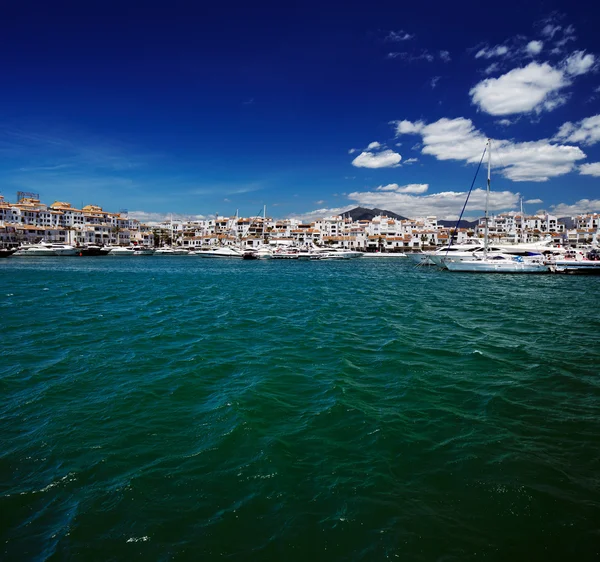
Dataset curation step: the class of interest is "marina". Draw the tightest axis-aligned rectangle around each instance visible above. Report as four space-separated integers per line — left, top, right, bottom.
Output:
2 2 599 560
2 242 599 273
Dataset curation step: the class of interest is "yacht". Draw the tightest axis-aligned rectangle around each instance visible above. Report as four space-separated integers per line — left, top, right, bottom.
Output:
13 243 78 256
78 245 112 256
408 239 483 266
154 246 189 255
253 246 274 259
193 246 244 258
14 244 56 256
0 247 17 258
445 253 549 273
547 249 600 274
431 241 557 268
444 140 550 274
322 249 363 259
271 247 300 259
108 246 136 255
362 252 407 258
133 246 155 255
51 244 79 256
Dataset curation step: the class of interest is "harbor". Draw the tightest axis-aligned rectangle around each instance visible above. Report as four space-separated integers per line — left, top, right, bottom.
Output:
2 2 600 558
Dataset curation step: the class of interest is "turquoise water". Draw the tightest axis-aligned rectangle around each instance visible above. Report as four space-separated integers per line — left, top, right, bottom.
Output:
1 257 599 561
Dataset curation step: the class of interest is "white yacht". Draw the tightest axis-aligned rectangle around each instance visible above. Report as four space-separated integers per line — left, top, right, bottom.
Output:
444 140 550 274
253 246 274 259
133 246 154 255
362 252 407 258
193 246 244 258
322 249 363 259
547 249 600 274
409 240 483 266
430 240 558 268
445 253 549 273
154 246 189 255
154 247 175 255
13 243 78 256
271 247 300 259
297 250 325 260
14 243 57 256
172 248 190 255
108 246 136 255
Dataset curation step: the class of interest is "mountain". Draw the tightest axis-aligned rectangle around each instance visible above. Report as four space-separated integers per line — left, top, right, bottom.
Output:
437 219 479 229
341 207 408 221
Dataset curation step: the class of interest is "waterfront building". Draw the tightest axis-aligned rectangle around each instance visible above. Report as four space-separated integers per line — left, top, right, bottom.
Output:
0 194 597 250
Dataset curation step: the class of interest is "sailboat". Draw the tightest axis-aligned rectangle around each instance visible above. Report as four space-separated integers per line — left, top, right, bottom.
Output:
444 140 550 274
242 205 274 259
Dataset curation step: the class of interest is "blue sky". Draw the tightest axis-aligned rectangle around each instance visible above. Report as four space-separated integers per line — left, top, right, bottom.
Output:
0 0 599 221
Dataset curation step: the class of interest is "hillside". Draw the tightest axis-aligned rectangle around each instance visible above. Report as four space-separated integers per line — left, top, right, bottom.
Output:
340 207 408 221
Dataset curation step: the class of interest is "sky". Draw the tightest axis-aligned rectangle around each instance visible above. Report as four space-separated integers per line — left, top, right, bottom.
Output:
0 0 599 222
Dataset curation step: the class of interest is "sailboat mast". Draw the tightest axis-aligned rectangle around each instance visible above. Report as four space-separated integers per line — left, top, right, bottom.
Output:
262 205 266 243
484 139 491 257
520 197 525 244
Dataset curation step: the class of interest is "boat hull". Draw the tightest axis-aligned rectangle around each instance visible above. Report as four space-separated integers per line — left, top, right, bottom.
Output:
445 260 549 273
193 248 243 258
552 261 600 274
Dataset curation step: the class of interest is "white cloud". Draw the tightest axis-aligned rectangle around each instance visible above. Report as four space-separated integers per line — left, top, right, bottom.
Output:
430 76 440 89
387 50 435 63
393 119 425 134
475 45 510 59
366 141 382 150
375 183 429 194
394 116 586 182
376 183 402 192
550 199 600 215
484 62 501 75
295 186 521 221
541 23 562 39
554 115 600 146
535 14 576 52
525 198 543 204
386 30 414 42
346 187 518 219
470 62 568 116
403 157 418 164
314 199 326 205
555 25 576 49
348 148 357 154
526 40 543 55
496 118 513 126
579 162 600 176
351 149 402 168
439 50 451 62
562 50 596 76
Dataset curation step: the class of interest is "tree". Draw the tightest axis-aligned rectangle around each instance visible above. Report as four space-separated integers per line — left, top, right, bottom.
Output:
111 225 121 246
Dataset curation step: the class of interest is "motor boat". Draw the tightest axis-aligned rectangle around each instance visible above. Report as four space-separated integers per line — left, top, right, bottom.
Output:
193 246 244 258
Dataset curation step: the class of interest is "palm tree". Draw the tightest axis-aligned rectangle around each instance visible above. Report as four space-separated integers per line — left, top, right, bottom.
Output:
111 225 121 246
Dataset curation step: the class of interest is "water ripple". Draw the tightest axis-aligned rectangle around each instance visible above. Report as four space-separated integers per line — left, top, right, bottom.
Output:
1 257 599 560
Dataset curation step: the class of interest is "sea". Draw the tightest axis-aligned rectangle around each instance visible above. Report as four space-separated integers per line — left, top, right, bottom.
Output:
1 256 599 561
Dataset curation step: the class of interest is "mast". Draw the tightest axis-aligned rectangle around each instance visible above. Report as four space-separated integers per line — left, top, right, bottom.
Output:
484 139 491 257
262 205 266 243
520 197 525 244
